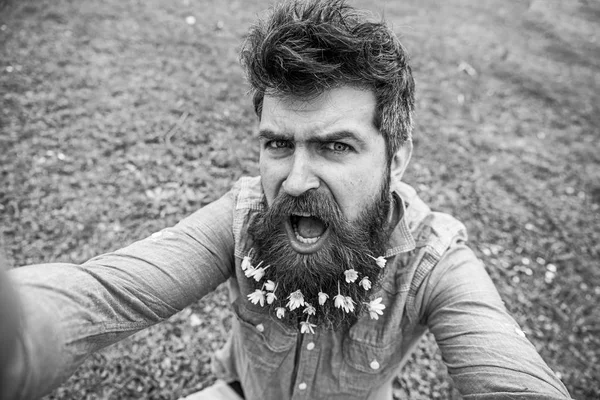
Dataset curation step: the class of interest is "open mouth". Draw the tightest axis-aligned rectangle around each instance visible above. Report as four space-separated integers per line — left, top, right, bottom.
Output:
285 212 330 254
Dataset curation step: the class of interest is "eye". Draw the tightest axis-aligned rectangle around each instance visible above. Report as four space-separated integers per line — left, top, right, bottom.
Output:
265 140 292 150
324 142 352 153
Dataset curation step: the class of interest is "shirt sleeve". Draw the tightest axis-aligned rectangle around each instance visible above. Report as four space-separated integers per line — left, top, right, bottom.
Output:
418 243 572 399
4 189 236 400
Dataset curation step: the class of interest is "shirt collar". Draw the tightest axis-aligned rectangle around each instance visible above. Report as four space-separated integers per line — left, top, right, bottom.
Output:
383 185 416 257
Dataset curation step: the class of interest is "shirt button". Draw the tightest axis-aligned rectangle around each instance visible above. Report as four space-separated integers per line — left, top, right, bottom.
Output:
306 342 315 350
370 360 380 370
298 382 307 390
256 324 264 332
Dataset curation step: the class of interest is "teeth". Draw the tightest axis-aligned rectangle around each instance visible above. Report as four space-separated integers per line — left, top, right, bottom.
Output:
294 226 320 244
293 212 313 217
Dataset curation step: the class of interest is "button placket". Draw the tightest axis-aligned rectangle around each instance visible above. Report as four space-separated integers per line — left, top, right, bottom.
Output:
291 333 320 399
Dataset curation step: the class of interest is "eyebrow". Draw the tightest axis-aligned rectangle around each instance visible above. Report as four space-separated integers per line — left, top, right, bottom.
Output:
258 129 367 147
311 131 367 147
258 129 290 141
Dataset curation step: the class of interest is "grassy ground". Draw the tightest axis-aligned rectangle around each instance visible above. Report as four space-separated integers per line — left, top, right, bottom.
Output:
1 0 598 399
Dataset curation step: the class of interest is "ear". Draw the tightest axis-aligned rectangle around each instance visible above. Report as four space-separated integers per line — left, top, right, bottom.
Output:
391 139 413 181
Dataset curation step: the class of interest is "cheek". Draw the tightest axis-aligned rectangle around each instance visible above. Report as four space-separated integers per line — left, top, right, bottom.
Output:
259 159 284 205
339 167 387 216
328 173 369 218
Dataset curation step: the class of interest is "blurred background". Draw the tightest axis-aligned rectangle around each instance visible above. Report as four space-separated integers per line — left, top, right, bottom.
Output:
1 0 599 398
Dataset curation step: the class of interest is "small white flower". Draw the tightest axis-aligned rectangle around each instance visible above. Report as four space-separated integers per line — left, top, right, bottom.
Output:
247 289 266 307
333 281 344 310
365 297 385 320
241 257 251 271
343 296 355 313
303 303 316 316
369 255 387 268
264 280 276 291
318 291 329 305
244 266 256 278
241 258 251 271
244 259 262 278
344 269 359 283
300 319 316 334
286 290 305 311
359 277 372 291
266 291 277 305
241 249 254 271
248 262 270 282
276 307 286 319
251 266 268 282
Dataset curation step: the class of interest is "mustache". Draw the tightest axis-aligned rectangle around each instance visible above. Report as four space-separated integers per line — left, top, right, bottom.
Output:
264 190 345 227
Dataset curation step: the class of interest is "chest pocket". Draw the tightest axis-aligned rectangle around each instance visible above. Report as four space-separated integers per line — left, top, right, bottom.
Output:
338 287 406 394
231 300 296 377
340 329 405 395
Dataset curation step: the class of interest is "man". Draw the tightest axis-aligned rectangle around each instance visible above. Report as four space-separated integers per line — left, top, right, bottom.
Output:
2 0 572 399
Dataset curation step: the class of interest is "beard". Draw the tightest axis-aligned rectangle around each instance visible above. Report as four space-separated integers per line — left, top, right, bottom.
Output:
246 176 392 331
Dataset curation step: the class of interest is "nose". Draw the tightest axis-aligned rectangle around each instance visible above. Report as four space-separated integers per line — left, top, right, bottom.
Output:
282 152 320 197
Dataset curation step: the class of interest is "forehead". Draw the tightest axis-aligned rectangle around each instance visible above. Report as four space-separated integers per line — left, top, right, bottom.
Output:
259 86 379 139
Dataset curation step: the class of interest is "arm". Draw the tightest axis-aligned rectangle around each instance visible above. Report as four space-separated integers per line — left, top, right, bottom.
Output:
3 190 235 400
419 244 571 399
0 256 22 400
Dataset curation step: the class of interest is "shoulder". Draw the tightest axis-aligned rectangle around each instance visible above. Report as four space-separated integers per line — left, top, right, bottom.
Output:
390 180 474 322
394 180 468 255
231 176 264 211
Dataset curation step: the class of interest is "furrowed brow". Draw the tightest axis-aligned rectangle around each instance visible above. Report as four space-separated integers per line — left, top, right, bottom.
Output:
310 131 367 147
258 129 291 141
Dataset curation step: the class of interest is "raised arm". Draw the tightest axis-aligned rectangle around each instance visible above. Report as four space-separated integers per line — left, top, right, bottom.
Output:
419 244 571 399
2 190 235 400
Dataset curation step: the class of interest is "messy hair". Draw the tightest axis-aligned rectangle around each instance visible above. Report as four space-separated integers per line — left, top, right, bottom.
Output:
240 0 415 161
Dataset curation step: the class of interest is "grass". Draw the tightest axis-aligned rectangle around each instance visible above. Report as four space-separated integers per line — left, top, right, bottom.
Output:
1 0 599 399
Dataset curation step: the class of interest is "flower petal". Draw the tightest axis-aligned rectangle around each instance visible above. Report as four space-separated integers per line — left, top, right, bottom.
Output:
344 269 359 283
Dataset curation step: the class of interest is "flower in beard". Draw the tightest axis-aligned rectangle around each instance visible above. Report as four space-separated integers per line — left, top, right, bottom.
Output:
266 291 277 304
303 303 316 316
247 289 266 307
333 281 352 313
244 266 255 278
276 307 286 319
344 269 359 283
318 291 329 305
300 317 316 335
365 297 385 320
286 290 305 311
343 296 355 313
369 255 387 269
243 260 263 278
334 293 345 310
249 264 271 282
359 276 371 291
241 248 254 271
264 281 278 304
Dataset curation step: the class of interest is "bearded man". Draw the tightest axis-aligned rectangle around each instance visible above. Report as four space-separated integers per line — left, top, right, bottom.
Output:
1 1 572 399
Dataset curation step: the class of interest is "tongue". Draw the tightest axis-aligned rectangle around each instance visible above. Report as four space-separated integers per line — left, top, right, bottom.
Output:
296 216 326 238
